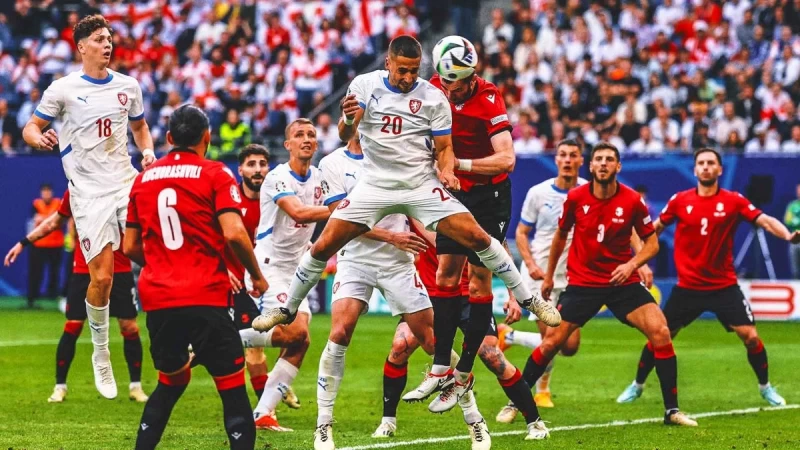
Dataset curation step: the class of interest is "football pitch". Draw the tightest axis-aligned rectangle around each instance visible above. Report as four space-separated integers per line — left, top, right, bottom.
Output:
1 302 799 449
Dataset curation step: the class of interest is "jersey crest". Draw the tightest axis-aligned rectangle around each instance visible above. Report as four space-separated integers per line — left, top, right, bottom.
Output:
117 92 128 106
409 99 422 114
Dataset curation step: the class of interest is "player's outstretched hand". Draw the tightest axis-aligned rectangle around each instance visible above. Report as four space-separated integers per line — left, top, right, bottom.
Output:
503 297 522 324
341 94 360 122
141 153 157 169
3 243 23 266
249 276 268 299
789 230 800 244
35 129 59 151
610 262 636 285
390 231 428 254
528 264 545 281
637 264 654 288
540 276 554 301
439 170 461 191
227 270 243 294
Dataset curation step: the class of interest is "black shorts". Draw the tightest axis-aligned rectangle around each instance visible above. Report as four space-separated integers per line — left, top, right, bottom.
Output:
231 288 261 330
66 272 138 321
559 283 655 327
663 285 754 332
397 297 498 337
146 306 244 377
436 178 512 267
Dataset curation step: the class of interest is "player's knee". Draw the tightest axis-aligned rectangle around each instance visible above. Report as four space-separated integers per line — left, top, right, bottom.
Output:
740 329 760 348
477 344 503 375
245 348 265 365
560 342 579 357
329 324 353 347
649 325 672 347
90 272 113 292
118 319 139 335
538 335 564 359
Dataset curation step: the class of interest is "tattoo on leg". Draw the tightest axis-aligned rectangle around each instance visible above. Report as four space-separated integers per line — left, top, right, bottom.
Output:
478 345 507 377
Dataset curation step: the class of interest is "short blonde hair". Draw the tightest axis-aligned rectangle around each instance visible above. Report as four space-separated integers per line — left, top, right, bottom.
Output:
284 118 315 140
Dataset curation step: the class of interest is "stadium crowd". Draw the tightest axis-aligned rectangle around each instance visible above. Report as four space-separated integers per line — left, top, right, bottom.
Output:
2 0 800 158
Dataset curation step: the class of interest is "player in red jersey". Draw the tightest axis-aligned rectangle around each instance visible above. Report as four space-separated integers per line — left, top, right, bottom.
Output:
124 105 267 449
524 142 698 427
383 221 550 443
412 36 526 413
4 189 147 404
616 148 800 406
221 144 273 404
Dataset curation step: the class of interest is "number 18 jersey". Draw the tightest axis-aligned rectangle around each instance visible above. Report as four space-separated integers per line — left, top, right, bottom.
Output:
347 70 452 190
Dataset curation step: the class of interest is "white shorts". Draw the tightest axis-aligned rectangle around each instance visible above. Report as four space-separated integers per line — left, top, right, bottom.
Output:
332 261 431 316
71 186 131 263
331 176 469 230
246 268 312 317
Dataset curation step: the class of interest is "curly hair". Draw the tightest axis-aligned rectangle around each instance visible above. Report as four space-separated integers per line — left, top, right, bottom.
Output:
73 14 111 46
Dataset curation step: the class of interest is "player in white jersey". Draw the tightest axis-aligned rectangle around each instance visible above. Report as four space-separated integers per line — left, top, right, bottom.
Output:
313 131 432 449
495 140 586 420
22 15 155 400
240 119 330 431
253 37 560 388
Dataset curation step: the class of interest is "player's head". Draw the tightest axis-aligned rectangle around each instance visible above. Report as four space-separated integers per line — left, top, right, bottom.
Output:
284 118 318 162
554 139 583 180
238 144 269 192
167 104 211 157
73 15 113 67
386 35 422 93
439 73 477 105
589 141 621 185
693 147 722 187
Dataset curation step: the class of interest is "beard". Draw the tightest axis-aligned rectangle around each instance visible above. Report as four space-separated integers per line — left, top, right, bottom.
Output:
243 177 263 192
592 172 615 185
698 177 717 187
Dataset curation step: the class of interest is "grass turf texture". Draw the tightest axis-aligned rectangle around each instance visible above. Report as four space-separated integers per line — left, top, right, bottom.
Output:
0 301 798 449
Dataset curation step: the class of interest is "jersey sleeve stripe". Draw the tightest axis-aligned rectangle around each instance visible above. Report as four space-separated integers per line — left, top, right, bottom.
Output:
216 207 242 217
129 112 145 121
273 192 296 202
520 218 535 226
358 101 366 109
126 221 141 229
488 125 513 138
431 128 451 136
323 193 347 206
59 144 73 158
256 227 274 240
34 110 55 121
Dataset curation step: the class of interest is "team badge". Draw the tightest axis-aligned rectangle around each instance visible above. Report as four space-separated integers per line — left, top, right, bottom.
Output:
409 99 422 114
333 282 340 294
117 93 128 106
615 207 623 217
230 185 242 203
337 199 350 210
82 238 91 252
277 293 288 303
315 186 322 199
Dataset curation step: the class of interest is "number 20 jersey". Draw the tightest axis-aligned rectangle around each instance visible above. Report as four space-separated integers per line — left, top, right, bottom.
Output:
347 70 452 190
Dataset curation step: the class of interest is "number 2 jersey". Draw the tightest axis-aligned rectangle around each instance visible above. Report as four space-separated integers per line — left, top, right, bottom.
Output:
660 188 762 290
253 163 324 272
35 69 145 197
126 150 242 311
319 146 412 267
347 70 452 190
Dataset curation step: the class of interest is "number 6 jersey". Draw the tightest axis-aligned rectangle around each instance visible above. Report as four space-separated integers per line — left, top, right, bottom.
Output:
347 70 452 190
126 149 242 311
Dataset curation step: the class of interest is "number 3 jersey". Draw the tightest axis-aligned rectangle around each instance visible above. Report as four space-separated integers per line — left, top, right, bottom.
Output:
254 163 324 272
319 146 412 267
126 150 242 311
35 69 145 197
347 70 452 190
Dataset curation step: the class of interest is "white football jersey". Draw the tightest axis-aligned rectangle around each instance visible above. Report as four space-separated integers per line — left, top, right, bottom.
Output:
520 177 588 288
347 70 451 189
35 69 144 197
319 146 412 267
254 163 324 271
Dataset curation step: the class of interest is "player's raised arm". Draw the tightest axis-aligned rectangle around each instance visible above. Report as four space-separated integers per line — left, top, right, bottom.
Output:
338 94 364 142
455 130 515 175
4 211 66 266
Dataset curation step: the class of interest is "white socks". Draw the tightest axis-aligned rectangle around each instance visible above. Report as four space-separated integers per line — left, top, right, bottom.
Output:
317 340 348 426
286 251 327 313
450 349 460 369
85 300 110 354
240 328 274 348
510 330 542 349
254 358 299 416
431 364 450 376
475 238 532 301
459 390 483 425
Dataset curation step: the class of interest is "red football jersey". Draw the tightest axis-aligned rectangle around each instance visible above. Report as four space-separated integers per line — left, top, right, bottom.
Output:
430 74 512 192
559 182 655 287
223 184 261 282
126 150 242 312
660 188 762 290
411 222 469 296
57 189 132 274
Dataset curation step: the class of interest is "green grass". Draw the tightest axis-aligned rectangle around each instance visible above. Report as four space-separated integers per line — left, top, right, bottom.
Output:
0 303 799 450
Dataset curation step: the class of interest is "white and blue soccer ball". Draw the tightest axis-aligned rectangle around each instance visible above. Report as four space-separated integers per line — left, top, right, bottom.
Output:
432 35 477 81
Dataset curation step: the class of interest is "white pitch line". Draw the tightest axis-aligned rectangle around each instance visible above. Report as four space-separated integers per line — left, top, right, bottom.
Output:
338 404 799 450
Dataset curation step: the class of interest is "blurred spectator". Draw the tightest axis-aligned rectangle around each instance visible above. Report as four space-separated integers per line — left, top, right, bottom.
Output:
713 102 749 144
210 108 251 161
630 126 664 154
745 122 781 152
0 99 18 155
452 0 479 43
785 184 800 278
27 183 63 309
315 113 341 155
781 124 800 152
483 8 514 56
36 28 71 89
513 124 544 155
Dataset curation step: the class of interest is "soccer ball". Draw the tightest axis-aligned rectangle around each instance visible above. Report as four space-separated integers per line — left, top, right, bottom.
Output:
432 35 477 81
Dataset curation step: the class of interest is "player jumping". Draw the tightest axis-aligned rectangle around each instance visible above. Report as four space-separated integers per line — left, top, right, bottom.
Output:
253 36 559 364
125 105 266 449
23 14 155 399
523 142 698 427
4 190 147 403
616 148 800 406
